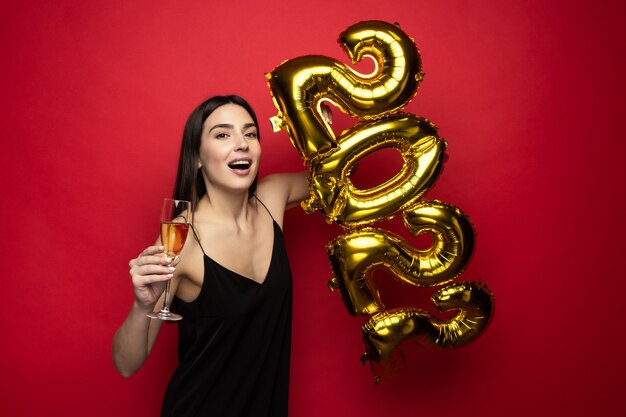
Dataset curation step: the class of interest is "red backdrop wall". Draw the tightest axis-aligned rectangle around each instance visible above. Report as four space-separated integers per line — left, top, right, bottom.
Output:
2 1 625 416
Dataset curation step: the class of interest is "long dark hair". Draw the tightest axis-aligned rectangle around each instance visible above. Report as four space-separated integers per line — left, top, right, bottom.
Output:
172 95 260 211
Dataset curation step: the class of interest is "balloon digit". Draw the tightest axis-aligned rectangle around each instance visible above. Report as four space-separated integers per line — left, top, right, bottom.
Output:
304 115 446 226
361 281 494 382
266 21 422 165
327 201 476 315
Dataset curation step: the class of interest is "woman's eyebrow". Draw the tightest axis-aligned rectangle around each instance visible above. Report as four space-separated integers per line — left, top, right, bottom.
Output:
208 123 256 133
208 123 234 133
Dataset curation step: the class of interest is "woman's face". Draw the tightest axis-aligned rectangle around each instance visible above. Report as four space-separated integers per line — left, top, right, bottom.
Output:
199 103 261 196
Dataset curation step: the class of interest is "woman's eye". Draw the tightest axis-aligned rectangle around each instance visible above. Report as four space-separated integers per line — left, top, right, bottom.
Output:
215 132 228 139
245 131 258 139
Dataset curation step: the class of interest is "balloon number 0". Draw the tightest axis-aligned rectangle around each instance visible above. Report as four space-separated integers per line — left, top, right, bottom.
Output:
267 20 494 382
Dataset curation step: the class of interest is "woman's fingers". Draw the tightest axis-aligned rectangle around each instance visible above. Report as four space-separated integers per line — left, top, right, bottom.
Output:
129 246 176 289
130 266 173 305
127 245 177 307
132 264 174 278
130 262 174 283
129 246 172 269
140 245 164 256
321 102 333 125
130 255 172 268
133 272 173 285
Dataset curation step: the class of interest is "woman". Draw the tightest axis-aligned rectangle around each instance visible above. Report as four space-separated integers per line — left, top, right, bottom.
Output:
113 95 330 416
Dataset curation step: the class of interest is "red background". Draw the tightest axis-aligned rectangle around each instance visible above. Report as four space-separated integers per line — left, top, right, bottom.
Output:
2 1 625 416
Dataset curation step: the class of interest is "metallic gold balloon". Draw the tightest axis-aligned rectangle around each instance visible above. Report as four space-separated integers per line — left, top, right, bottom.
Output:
302 114 446 227
326 201 475 315
402 200 476 278
266 20 423 165
360 281 495 383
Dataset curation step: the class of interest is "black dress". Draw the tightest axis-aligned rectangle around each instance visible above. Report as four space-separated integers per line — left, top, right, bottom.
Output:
161 218 293 417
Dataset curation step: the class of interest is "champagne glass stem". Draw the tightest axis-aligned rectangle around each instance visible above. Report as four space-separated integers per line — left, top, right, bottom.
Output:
162 279 172 314
159 255 179 316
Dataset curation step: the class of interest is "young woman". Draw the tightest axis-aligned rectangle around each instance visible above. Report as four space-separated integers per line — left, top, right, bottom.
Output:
113 95 330 416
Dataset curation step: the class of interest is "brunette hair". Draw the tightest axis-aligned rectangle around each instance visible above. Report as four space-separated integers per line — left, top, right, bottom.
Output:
172 95 260 211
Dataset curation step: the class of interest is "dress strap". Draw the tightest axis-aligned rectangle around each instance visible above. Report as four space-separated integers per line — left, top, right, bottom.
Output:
190 223 208 256
254 195 276 222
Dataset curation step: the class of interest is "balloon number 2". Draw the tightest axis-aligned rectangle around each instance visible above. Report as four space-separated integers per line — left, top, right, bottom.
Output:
267 20 494 383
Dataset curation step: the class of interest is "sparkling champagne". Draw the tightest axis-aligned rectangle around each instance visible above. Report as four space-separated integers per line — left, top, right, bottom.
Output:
161 222 189 258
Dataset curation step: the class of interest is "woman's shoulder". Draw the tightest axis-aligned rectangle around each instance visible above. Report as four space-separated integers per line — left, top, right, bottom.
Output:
257 171 309 209
254 172 307 227
258 171 304 188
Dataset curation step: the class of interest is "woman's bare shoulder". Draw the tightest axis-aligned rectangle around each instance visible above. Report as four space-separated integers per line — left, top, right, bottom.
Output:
257 172 309 209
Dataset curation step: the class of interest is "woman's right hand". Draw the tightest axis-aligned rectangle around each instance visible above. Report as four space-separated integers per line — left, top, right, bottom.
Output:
128 245 175 310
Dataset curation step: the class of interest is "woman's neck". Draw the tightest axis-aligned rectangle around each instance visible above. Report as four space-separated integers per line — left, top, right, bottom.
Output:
198 189 255 229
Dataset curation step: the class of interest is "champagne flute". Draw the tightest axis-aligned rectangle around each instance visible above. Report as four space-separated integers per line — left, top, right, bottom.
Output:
147 198 191 321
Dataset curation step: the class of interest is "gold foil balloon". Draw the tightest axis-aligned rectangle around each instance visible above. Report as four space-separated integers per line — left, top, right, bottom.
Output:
266 20 495 383
302 114 447 227
402 200 476 278
266 20 423 165
327 200 476 315
361 281 494 383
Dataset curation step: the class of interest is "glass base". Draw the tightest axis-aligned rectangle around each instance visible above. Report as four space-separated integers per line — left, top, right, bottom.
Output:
147 311 182 321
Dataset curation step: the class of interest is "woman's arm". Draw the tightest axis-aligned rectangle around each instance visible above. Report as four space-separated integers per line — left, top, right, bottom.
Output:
112 298 163 377
259 171 309 206
112 245 177 377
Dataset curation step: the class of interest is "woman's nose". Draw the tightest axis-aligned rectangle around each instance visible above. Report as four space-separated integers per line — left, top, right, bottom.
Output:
234 134 249 151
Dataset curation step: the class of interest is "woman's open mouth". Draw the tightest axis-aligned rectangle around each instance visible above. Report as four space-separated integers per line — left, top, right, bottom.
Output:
228 159 252 173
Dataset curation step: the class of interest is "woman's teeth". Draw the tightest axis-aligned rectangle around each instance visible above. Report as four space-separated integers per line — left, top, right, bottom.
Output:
228 161 251 170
